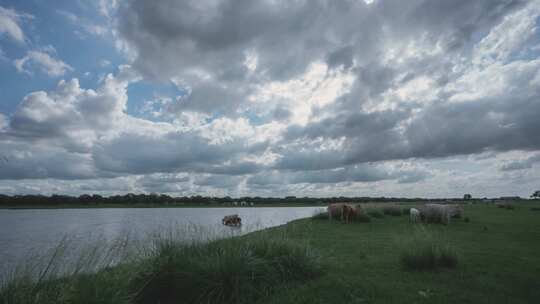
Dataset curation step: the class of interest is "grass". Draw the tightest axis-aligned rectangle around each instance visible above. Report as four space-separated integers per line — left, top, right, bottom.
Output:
353 212 371 223
2 202 540 303
366 209 385 218
382 205 402 216
399 227 458 271
496 202 516 210
311 211 329 220
260 202 540 303
0 230 321 304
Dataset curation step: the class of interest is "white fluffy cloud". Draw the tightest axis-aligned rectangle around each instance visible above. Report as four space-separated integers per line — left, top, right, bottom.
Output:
0 6 31 43
14 50 73 77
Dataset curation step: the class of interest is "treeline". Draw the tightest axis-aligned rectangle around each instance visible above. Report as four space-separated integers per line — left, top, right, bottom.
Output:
0 193 466 207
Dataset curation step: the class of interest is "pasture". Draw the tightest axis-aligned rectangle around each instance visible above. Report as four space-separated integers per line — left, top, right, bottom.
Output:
261 202 540 303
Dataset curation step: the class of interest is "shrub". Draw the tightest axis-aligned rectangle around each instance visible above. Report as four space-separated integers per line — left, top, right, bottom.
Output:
531 207 540 212
383 206 402 216
399 228 458 271
367 209 384 218
464 217 470 223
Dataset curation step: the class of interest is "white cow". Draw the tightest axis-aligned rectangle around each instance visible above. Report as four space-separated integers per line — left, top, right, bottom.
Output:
409 208 420 223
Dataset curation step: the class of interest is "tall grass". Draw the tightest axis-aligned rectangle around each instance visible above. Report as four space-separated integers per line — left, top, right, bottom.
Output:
398 227 458 271
0 228 322 304
311 210 329 220
366 209 384 218
383 206 402 216
0 235 134 304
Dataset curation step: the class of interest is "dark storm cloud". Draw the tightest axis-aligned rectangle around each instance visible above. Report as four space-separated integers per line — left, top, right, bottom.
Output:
0 141 95 180
278 87 540 171
92 131 253 175
246 164 430 186
194 175 243 189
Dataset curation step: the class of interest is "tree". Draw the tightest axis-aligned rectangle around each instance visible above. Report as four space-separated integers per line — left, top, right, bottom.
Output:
531 191 540 199
464 194 472 200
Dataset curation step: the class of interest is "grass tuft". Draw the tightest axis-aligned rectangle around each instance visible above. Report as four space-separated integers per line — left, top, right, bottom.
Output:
311 211 328 220
366 209 384 218
383 206 402 216
353 212 371 223
399 228 458 271
496 203 515 210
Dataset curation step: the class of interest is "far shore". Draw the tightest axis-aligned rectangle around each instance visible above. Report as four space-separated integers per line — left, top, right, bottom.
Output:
0 203 328 210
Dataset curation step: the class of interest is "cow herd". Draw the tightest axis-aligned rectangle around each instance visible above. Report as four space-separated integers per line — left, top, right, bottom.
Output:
327 203 464 224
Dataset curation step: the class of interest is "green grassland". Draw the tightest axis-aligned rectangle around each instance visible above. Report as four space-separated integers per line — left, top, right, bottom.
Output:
263 202 540 303
2 202 540 303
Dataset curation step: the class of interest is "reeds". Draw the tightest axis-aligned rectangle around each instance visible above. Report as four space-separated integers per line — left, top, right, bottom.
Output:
1 227 322 304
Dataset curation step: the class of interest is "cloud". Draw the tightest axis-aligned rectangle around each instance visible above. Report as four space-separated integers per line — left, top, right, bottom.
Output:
1 65 268 180
247 163 430 186
0 6 31 43
2 0 540 197
500 154 540 171
14 50 74 77
57 10 109 38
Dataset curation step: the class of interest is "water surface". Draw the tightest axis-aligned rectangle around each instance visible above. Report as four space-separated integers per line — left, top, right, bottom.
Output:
0 207 322 276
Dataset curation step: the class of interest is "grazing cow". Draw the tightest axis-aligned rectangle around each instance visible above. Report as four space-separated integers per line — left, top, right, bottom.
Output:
222 214 242 226
342 204 359 223
409 208 420 222
327 203 359 223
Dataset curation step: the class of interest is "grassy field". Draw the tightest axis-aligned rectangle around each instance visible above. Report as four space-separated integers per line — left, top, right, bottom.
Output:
262 202 540 303
1 202 539 303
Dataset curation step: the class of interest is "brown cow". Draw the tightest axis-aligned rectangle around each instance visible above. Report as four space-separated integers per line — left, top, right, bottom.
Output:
342 204 358 223
327 203 359 223
222 214 242 226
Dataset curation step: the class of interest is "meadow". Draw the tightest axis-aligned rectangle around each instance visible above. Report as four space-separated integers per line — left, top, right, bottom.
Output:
1 202 540 303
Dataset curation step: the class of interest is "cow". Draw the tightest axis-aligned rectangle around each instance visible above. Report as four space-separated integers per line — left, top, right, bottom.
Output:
342 204 358 223
409 208 420 223
327 203 359 223
222 214 242 226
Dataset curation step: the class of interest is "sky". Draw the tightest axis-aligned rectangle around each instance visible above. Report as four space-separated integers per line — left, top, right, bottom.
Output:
0 0 539 198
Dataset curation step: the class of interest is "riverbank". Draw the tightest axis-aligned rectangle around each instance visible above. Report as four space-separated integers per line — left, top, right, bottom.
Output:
2 202 539 303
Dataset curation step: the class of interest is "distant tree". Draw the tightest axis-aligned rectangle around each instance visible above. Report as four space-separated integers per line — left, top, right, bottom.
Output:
531 191 540 199
464 194 472 200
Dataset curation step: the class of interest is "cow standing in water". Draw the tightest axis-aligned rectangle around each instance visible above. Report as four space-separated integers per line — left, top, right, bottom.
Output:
222 214 242 226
